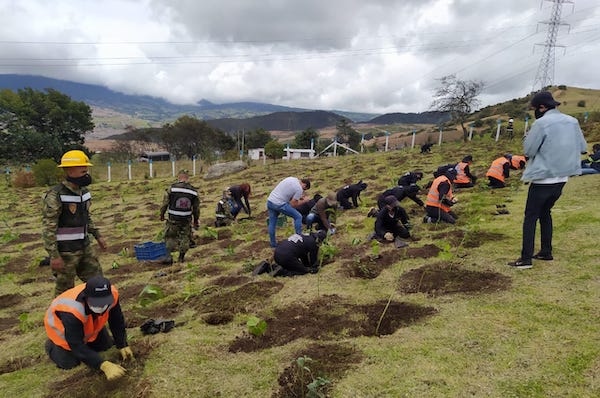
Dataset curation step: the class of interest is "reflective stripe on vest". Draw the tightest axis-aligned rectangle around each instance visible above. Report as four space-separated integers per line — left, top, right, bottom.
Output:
170 187 198 196
60 192 92 203
454 162 470 183
44 284 118 350
486 158 507 182
168 209 192 216
426 176 453 212
56 226 86 241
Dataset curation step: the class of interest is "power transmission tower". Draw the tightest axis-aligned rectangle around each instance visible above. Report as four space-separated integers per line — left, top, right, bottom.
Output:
532 0 573 92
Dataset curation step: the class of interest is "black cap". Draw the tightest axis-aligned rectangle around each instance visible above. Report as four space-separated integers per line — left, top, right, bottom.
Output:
462 155 473 163
84 276 114 307
384 195 399 207
531 91 560 108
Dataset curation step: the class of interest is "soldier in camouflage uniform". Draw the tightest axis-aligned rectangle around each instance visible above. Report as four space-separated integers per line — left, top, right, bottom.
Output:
215 189 235 227
159 169 199 263
42 150 107 296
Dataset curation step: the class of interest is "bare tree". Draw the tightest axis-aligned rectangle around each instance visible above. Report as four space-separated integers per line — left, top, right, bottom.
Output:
430 75 484 142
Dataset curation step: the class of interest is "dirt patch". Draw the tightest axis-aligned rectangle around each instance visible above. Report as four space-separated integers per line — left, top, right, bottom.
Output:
198 280 284 314
0 354 45 375
209 275 252 287
402 244 441 259
342 251 399 279
0 317 19 332
202 312 235 325
16 233 40 243
117 283 146 302
4 253 32 274
0 293 25 309
217 239 245 249
45 338 159 398
228 295 437 352
273 342 362 398
397 263 512 296
106 241 140 255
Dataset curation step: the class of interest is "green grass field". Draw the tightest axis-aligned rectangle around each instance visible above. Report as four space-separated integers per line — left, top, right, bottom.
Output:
0 134 599 397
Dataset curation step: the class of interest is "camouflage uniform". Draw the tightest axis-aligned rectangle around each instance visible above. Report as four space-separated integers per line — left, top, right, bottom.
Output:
160 180 200 261
42 181 104 296
215 191 234 227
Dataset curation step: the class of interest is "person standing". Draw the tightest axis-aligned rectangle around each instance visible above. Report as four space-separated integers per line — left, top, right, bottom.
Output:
44 276 134 380
228 183 252 219
266 177 311 247
160 169 200 263
508 91 587 269
42 150 107 296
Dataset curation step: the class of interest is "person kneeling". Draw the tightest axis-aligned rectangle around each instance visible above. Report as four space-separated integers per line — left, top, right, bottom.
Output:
272 231 327 276
424 166 458 224
372 196 410 248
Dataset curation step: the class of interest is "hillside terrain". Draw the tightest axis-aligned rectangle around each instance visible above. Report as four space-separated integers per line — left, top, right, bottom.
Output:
0 128 599 397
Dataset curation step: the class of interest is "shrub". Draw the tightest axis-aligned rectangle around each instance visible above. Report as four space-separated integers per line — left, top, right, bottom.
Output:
12 170 36 188
32 159 62 186
577 100 586 107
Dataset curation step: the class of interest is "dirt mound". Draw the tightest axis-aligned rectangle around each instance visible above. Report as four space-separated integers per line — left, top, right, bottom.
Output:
0 317 19 332
273 342 362 398
402 244 441 259
397 263 512 296
209 275 251 287
431 230 507 248
342 251 398 279
0 354 45 375
0 294 25 309
228 295 437 352
199 280 284 314
203 312 234 325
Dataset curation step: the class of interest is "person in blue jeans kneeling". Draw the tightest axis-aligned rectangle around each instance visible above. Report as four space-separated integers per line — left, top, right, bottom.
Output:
266 177 311 247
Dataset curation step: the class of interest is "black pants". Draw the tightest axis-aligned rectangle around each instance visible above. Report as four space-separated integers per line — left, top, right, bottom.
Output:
45 327 113 369
425 206 457 224
274 252 313 275
454 182 474 188
487 177 505 188
520 182 565 261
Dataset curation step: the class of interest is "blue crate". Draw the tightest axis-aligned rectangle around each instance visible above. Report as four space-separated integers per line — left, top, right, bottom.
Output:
134 241 167 260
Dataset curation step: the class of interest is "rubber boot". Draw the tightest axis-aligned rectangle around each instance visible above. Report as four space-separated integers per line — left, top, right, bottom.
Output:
178 252 186 263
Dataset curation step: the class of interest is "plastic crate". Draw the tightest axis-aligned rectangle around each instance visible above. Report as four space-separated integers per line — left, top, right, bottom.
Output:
266 214 287 228
134 241 167 260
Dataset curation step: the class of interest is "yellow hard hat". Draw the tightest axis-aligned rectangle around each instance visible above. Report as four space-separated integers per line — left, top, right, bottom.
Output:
58 150 93 168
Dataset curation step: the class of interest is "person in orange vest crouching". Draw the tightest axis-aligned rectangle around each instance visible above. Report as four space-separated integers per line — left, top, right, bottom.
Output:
486 154 512 188
453 155 478 188
510 155 527 170
44 276 134 380
424 165 458 224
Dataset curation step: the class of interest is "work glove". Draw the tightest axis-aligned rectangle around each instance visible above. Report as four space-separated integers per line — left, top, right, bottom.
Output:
119 346 135 361
100 361 126 381
384 232 394 242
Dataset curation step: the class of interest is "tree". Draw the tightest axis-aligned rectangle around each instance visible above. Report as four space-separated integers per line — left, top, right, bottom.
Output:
294 127 319 149
264 139 284 163
430 75 484 142
160 115 234 161
335 119 361 151
0 88 94 163
244 128 272 150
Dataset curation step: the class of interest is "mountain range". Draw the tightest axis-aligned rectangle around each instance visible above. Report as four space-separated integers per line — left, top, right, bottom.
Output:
0 74 449 134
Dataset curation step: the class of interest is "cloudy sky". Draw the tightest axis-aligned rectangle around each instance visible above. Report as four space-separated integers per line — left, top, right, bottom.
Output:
1 0 599 114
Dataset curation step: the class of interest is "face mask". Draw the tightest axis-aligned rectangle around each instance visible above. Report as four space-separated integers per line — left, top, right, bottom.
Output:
534 108 545 119
67 173 92 187
89 304 109 314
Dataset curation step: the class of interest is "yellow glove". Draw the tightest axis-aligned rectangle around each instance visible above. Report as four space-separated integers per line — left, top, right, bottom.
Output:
100 361 126 380
120 346 135 361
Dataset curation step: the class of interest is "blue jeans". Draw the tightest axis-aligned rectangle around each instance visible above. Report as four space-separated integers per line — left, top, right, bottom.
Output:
580 166 599 175
267 200 303 247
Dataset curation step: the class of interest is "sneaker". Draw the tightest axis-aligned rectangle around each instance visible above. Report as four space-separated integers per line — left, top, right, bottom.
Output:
367 207 378 218
268 264 283 277
507 258 532 269
252 260 271 276
533 253 553 261
394 238 409 249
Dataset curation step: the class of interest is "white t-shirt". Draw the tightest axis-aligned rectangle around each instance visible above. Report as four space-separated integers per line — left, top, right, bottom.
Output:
267 177 303 205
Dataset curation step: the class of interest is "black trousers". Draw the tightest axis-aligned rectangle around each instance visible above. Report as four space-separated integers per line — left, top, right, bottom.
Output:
274 252 313 275
521 182 565 261
425 206 457 224
487 176 505 188
45 327 113 369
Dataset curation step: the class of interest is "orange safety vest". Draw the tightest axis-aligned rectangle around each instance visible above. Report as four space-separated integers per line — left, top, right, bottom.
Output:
511 155 526 169
44 284 119 350
486 157 509 182
426 175 454 212
454 161 471 184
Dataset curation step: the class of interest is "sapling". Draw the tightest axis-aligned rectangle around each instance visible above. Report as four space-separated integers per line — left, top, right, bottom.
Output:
246 316 267 337
370 239 380 259
139 284 165 307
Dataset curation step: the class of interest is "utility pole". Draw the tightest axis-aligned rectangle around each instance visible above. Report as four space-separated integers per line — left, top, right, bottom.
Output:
532 0 573 92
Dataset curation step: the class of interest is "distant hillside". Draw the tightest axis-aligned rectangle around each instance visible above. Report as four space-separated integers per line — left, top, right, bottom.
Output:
206 110 347 132
366 111 450 125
